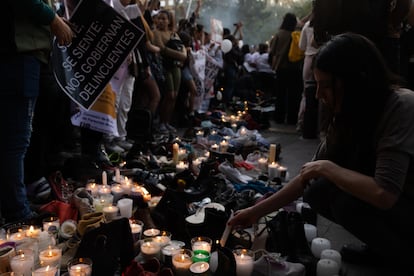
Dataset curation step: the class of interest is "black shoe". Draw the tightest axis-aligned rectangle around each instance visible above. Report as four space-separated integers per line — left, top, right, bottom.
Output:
340 243 379 265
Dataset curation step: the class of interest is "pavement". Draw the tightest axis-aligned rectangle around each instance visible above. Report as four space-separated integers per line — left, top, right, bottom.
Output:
259 122 397 276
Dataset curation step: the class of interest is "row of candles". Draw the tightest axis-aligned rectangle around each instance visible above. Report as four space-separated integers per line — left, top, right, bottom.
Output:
135 231 255 276
0 218 93 276
296 203 343 276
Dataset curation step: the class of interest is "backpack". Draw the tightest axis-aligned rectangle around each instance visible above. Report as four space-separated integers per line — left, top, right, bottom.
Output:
288 30 305 63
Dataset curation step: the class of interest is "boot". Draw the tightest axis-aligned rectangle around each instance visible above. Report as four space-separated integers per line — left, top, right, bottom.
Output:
265 210 290 257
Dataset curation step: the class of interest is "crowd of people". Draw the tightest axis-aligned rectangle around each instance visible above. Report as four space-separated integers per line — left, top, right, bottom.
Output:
2 0 414 272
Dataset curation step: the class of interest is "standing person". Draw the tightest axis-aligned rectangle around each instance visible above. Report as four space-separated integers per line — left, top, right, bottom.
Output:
297 12 321 138
269 12 301 124
152 9 187 134
0 0 73 223
228 33 414 272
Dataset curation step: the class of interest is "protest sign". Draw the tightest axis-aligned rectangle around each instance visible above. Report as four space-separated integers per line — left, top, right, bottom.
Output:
52 0 144 110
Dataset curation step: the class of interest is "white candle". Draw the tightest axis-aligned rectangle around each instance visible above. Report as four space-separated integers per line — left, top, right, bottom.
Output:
69 263 92 276
239 127 247 136
258 157 268 172
316 259 340 276
153 234 171 248
115 168 121 183
141 240 161 260
8 231 27 243
32 265 58 276
172 143 179 164
219 140 229 153
172 249 193 272
320 249 342 269
143 228 160 238
39 247 62 267
178 148 187 161
278 165 287 181
102 171 107 186
42 217 60 233
191 237 212 253
190 261 209 274
268 162 279 180
98 185 111 196
121 177 132 195
111 184 124 202
26 225 41 238
233 249 254 276
210 143 219 151
311 238 332 258
10 250 34 276
117 198 133 218
304 223 318 243
231 123 237 132
176 161 188 173
102 205 119 221
86 182 99 197
268 144 276 164
129 220 143 242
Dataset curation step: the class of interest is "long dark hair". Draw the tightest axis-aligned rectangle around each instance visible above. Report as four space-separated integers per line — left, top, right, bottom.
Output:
280 13 297 32
313 33 398 172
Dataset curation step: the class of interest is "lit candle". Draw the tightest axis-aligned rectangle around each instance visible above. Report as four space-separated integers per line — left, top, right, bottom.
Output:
239 127 247 136
278 165 287 181
10 250 34 276
86 182 99 197
68 258 93 276
191 237 212 253
233 249 254 276
42 216 60 233
190 261 209 274
196 130 204 144
102 205 119 221
176 161 188 173
316 259 340 276
304 223 318 243
258 157 268 172
268 162 279 180
178 148 187 161
320 249 342 269
172 249 193 275
111 184 124 203
192 250 210 263
153 231 171 248
268 144 276 164
121 177 132 195
140 239 161 260
172 143 179 164
98 185 111 197
141 187 151 202
311 238 332 258
38 246 62 267
219 140 229 153
26 225 41 238
210 144 219 151
8 230 27 243
129 219 143 242
143 228 160 238
32 265 58 276
102 171 107 186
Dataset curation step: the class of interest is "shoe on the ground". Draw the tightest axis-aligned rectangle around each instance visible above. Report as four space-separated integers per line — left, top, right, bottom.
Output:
116 139 133 151
72 187 94 218
340 243 380 265
26 177 51 202
159 123 169 134
105 141 125 154
165 123 177 133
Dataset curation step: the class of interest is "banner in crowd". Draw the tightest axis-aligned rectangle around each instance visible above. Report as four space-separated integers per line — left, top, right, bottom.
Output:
190 49 222 113
210 18 223 43
52 0 143 110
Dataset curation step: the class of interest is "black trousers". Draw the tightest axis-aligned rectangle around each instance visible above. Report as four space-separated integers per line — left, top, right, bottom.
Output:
303 178 414 268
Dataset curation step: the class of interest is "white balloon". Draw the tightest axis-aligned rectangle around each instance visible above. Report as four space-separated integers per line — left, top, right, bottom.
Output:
221 39 233 54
